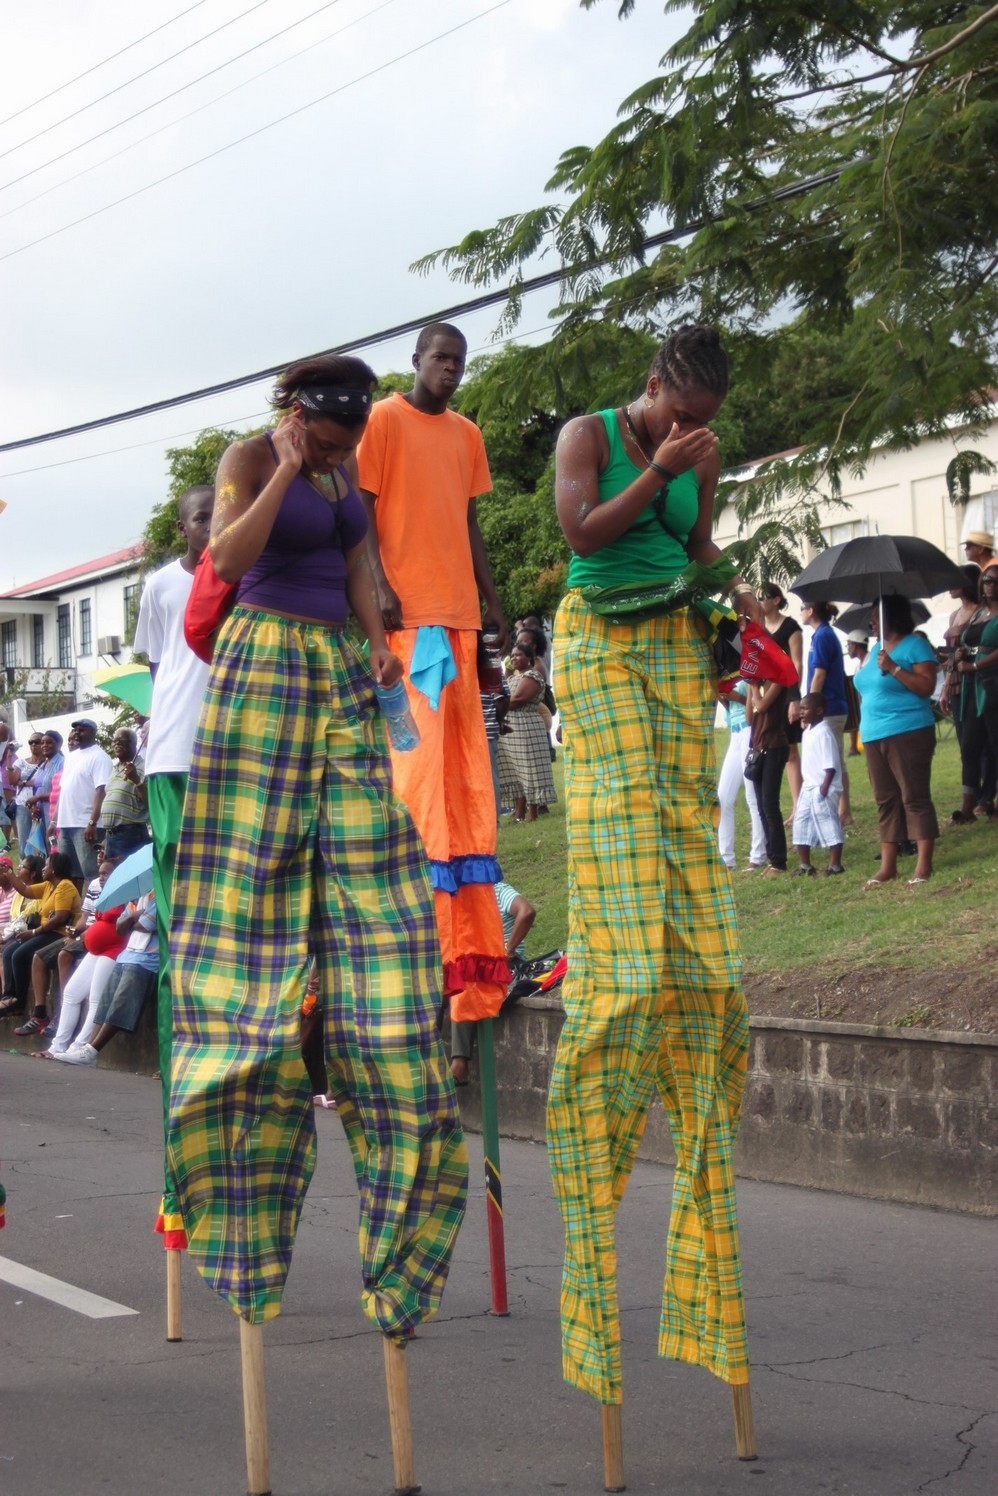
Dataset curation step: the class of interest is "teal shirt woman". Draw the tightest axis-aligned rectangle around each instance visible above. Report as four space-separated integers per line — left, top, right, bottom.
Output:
545 325 762 1419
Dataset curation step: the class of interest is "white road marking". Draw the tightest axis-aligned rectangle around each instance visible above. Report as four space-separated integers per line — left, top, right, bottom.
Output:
0 1255 139 1318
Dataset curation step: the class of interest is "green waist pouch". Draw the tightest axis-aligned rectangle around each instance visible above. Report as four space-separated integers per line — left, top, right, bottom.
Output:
578 554 739 626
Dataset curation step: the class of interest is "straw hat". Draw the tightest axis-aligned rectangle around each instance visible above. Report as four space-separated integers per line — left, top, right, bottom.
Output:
963 529 994 549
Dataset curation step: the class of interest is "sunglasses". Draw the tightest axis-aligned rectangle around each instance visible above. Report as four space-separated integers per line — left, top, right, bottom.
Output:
29 738 42 745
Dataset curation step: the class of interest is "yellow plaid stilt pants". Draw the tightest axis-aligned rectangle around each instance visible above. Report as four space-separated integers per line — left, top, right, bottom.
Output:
547 594 750 1404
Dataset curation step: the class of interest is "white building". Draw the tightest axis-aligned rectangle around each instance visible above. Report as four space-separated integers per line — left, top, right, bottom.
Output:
715 416 998 623
0 544 145 732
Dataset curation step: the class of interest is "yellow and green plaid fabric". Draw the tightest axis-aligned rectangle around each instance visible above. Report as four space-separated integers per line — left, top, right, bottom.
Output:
547 592 750 1404
167 608 468 1328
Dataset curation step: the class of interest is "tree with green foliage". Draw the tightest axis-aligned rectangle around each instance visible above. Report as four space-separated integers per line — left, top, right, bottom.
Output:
140 427 250 572
416 0 998 579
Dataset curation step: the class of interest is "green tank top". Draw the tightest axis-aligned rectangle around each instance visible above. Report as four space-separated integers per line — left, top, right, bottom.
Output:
566 409 701 590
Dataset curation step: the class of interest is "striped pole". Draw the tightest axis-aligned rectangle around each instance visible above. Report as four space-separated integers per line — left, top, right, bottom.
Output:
476 1018 509 1315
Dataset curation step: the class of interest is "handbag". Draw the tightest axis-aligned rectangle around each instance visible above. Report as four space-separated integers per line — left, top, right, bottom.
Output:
744 746 767 784
183 550 238 664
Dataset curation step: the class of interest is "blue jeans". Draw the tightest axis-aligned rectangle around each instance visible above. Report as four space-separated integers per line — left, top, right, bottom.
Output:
102 821 151 861
58 827 100 882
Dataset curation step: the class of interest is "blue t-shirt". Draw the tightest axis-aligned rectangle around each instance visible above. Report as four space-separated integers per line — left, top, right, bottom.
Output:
806 623 848 716
853 634 937 743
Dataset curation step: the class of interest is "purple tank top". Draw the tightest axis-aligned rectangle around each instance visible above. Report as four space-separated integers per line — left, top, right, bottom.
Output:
237 434 368 624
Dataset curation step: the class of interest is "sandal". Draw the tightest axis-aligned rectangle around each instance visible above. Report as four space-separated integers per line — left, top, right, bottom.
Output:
791 865 817 877
0 996 22 1015
906 876 931 887
862 877 892 890
823 865 846 876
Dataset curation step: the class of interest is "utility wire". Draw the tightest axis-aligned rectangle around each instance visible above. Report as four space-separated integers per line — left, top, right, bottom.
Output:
0 0 212 131
0 321 557 480
0 0 512 266
0 0 277 163
0 0 348 197
1 0 401 222
0 163 845 458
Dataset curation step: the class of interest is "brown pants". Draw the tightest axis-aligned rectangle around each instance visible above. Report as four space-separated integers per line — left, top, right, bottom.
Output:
863 725 940 843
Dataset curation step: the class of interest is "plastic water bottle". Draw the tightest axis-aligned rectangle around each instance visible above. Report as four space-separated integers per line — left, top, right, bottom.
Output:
374 678 420 752
479 630 504 695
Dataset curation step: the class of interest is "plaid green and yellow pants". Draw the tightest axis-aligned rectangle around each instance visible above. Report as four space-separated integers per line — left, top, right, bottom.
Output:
548 593 749 1404
167 609 467 1328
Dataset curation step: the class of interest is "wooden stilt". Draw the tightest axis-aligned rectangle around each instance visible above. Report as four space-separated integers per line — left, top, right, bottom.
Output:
383 1335 421 1495
239 1318 272 1496
731 1379 757 1460
601 1402 625 1492
477 1018 509 1315
166 1248 182 1342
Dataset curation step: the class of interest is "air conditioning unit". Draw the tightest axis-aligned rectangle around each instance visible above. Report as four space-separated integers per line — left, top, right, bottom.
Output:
97 635 121 655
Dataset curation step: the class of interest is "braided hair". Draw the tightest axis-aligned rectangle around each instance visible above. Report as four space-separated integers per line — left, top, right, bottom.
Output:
650 324 729 398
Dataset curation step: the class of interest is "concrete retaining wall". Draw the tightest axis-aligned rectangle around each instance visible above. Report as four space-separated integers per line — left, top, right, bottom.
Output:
453 997 997 1217
9 992 995 1215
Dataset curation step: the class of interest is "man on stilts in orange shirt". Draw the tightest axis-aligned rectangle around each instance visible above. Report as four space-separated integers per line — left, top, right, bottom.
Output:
358 323 510 1060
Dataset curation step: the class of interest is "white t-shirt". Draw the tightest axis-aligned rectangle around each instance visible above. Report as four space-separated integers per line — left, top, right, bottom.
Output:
800 719 843 796
57 743 112 827
133 559 211 776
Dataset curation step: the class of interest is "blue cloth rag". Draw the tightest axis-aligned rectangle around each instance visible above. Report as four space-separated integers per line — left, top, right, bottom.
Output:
409 626 457 710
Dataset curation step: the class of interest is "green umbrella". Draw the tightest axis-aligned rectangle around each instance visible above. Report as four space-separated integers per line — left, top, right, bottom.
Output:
92 663 153 717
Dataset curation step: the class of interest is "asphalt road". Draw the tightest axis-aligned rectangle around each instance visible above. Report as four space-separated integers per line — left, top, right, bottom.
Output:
1 1052 994 1496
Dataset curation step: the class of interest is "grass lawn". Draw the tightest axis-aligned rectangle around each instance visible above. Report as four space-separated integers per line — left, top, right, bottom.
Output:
496 730 998 1030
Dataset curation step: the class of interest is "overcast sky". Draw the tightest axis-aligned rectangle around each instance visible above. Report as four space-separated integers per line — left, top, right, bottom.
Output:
0 0 678 584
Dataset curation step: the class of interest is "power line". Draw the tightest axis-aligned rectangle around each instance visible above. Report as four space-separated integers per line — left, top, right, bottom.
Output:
0 0 348 198
0 0 212 131
0 164 846 457
0 0 511 266
0 0 277 164
0 322 557 480
0 0 402 225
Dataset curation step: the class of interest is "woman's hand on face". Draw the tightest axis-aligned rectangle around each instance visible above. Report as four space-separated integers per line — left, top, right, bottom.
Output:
370 648 403 688
271 412 306 472
653 422 719 475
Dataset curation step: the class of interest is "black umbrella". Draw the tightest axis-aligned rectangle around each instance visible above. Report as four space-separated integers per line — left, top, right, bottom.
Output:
836 600 930 637
790 535 964 605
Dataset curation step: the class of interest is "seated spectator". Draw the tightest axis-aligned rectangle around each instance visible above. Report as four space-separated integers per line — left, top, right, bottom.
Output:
26 858 118 1050
450 879 536 1085
99 727 151 860
0 854 45 1006
41 861 126 1058
54 891 157 1065
0 853 80 1028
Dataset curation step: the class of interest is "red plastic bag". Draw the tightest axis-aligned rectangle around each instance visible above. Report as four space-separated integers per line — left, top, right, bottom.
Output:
183 550 237 664
738 621 799 687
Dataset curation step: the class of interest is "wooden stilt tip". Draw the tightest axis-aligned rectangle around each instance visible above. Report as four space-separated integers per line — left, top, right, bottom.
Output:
240 1319 271 1496
383 1335 421 1495
731 1379 757 1460
166 1248 183 1343
601 1402 625 1491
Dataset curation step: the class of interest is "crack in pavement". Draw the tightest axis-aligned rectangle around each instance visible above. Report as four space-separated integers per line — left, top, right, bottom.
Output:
759 1361 995 1417
915 1410 995 1490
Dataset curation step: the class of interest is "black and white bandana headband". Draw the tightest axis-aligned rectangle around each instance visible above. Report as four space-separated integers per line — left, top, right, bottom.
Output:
296 386 372 416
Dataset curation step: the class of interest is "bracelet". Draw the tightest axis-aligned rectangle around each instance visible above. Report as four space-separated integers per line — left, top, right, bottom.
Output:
731 583 755 597
648 460 676 483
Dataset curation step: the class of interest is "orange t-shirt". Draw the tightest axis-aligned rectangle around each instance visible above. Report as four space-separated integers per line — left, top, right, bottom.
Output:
357 393 492 630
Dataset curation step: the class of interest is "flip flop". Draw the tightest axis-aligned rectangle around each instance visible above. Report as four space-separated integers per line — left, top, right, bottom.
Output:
905 876 931 887
862 878 891 890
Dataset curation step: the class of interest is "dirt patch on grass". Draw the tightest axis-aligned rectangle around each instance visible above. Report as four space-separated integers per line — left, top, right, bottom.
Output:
746 963 998 1036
